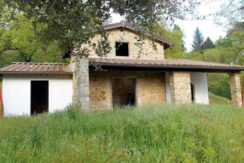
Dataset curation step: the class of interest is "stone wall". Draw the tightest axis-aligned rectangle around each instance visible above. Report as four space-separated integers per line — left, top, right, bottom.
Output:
136 73 166 106
229 72 242 106
81 29 165 59
170 72 191 104
89 70 112 109
89 70 166 109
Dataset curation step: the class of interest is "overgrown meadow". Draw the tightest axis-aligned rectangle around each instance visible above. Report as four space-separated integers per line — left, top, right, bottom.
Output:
0 105 243 162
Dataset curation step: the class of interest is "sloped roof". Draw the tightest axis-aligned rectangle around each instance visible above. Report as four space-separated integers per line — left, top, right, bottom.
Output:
0 58 243 75
102 21 174 48
89 57 244 72
0 62 72 75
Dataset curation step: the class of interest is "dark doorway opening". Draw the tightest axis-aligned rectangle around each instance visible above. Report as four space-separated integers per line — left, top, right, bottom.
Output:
112 78 136 108
191 83 195 102
31 81 49 115
115 42 129 56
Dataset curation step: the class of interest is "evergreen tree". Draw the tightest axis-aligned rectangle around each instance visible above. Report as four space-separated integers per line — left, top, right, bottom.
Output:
192 27 204 51
202 37 215 49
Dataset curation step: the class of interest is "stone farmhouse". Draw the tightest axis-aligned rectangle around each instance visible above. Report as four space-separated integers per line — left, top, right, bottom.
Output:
0 21 243 116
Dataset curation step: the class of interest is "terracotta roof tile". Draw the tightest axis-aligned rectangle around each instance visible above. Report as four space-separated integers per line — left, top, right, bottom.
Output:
89 57 244 72
0 62 72 75
1 58 244 75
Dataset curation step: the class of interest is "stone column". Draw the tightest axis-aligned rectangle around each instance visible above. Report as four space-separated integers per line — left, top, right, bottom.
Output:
229 72 242 107
71 56 90 109
170 72 191 104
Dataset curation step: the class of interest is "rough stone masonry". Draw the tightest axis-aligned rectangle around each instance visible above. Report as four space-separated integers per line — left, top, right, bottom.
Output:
229 72 242 107
71 56 90 109
170 72 192 104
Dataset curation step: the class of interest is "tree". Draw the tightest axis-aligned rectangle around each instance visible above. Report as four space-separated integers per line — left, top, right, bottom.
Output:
202 37 215 50
3 0 199 57
192 27 204 51
148 22 185 58
0 12 62 66
6 15 45 62
160 25 185 58
215 0 243 26
216 22 244 64
166 25 186 57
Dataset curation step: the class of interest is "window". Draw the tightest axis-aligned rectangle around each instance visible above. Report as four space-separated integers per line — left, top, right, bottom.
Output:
116 42 129 56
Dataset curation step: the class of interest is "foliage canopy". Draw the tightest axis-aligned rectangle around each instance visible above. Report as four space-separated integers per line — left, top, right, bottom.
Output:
3 0 198 57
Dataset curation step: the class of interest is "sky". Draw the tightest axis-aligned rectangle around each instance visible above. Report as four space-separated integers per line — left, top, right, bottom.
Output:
175 19 226 51
112 1 228 52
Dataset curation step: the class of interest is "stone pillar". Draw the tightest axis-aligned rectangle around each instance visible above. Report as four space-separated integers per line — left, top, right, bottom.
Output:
71 56 90 109
170 72 191 104
229 72 242 107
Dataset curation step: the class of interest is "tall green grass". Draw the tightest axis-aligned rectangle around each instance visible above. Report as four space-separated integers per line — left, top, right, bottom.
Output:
0 105 243 162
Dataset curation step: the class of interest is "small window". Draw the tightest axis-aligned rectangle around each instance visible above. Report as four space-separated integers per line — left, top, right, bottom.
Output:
116 42 129 56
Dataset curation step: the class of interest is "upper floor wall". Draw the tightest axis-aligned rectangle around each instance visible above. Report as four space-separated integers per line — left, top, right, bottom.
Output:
81 28 167 60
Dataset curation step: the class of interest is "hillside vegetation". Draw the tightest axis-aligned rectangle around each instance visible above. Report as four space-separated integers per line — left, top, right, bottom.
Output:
209 93 231 105
0 105 243 162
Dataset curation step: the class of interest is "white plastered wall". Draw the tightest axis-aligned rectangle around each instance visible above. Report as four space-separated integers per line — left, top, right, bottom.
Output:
165 72 209 104
190 72 209 104
2 75 73 116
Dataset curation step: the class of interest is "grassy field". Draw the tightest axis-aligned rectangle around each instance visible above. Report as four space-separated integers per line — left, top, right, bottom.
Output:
0 105 243 162
209 93 231 105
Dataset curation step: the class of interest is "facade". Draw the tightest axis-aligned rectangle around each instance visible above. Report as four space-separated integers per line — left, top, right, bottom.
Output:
2 76 72 115
0 21 243 116
0 63 72 116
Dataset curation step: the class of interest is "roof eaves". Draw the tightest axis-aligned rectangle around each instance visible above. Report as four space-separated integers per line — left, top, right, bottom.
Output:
0 71 73 76
0 62 72 75
89 60 244 72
